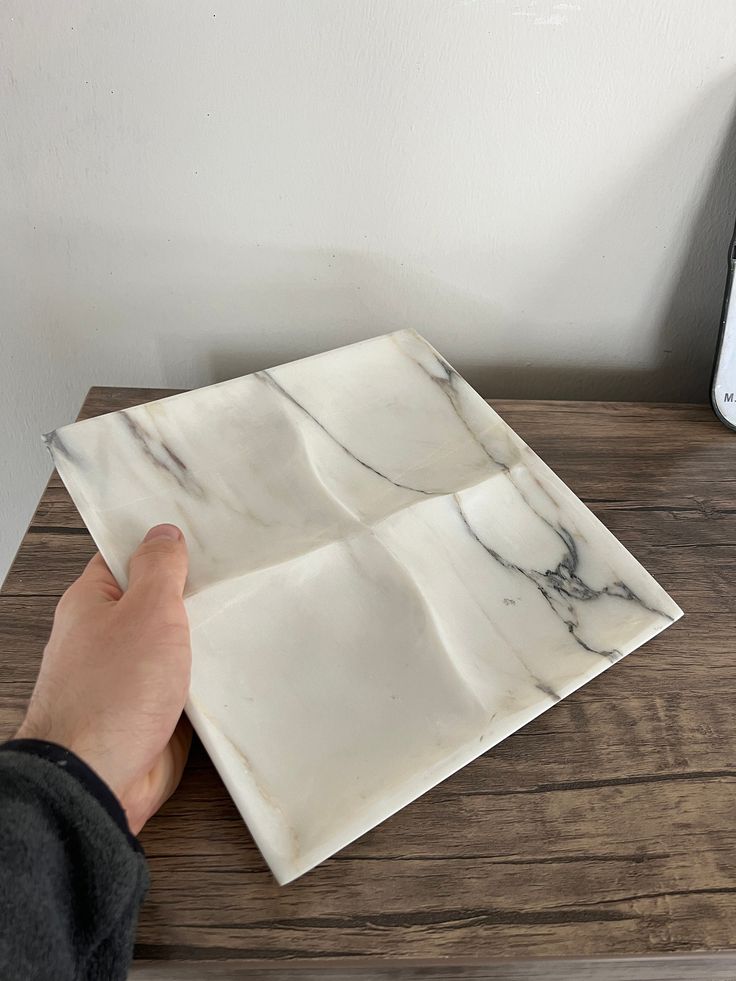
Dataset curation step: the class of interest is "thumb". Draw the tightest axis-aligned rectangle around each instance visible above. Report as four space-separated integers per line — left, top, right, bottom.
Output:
127 524 189 599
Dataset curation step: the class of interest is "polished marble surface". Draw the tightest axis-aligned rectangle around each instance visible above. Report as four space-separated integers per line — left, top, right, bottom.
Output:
46 330 682 883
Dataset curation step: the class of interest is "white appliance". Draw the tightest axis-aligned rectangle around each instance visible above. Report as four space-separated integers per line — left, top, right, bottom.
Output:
712 221 736 431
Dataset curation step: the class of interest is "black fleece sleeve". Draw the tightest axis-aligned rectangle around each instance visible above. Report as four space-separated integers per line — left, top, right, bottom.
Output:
0 740 148 981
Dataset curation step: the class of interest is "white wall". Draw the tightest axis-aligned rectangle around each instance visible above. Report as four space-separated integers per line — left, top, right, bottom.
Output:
2 0 736 582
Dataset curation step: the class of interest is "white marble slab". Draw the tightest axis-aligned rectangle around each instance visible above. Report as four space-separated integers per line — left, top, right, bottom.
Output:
45 330 682 884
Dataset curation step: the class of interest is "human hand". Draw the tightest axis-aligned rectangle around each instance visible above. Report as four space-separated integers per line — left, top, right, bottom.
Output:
16 524 192 835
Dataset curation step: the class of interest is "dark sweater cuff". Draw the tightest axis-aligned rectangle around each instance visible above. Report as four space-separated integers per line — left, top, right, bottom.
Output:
0 739 141 852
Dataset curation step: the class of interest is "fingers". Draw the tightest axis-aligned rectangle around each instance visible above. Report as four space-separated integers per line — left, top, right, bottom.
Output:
169 715 193 784
127 524 189 601
64 552 122 605
157 715 193 810
79 552 116 584
130 716 193 834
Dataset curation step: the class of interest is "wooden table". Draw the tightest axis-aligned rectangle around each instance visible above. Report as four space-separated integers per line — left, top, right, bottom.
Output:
1 390 735 981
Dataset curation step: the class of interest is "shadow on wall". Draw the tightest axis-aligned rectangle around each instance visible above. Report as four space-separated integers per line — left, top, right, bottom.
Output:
201 251 665 402
201 250 506 386
468 74 736 402
204 78 736 402
655 82 736 401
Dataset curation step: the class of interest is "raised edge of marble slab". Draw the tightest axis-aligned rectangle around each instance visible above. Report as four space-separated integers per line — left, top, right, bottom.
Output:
44 329 684 885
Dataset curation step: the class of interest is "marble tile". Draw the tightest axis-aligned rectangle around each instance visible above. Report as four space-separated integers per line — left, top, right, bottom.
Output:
45 329 682 883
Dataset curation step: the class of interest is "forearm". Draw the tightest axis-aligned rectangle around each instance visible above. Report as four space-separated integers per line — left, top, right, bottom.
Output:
0 741 148 981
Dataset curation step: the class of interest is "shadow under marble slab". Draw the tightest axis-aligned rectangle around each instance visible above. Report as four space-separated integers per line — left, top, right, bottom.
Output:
44 329 682 884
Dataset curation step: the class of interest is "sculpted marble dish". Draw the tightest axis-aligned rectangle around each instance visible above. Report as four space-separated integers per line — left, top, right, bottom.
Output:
45 330 682 883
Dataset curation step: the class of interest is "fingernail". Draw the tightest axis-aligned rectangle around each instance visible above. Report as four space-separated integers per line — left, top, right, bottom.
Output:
143 523 182 542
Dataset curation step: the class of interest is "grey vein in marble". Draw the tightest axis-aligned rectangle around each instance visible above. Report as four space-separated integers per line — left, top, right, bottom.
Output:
44 329 683 883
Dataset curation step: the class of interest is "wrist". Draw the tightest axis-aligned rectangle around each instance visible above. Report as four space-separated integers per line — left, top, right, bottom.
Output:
1 738 141 849
16 716 111 795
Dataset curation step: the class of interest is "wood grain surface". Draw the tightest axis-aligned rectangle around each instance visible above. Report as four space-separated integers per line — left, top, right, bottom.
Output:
1 389 735 980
